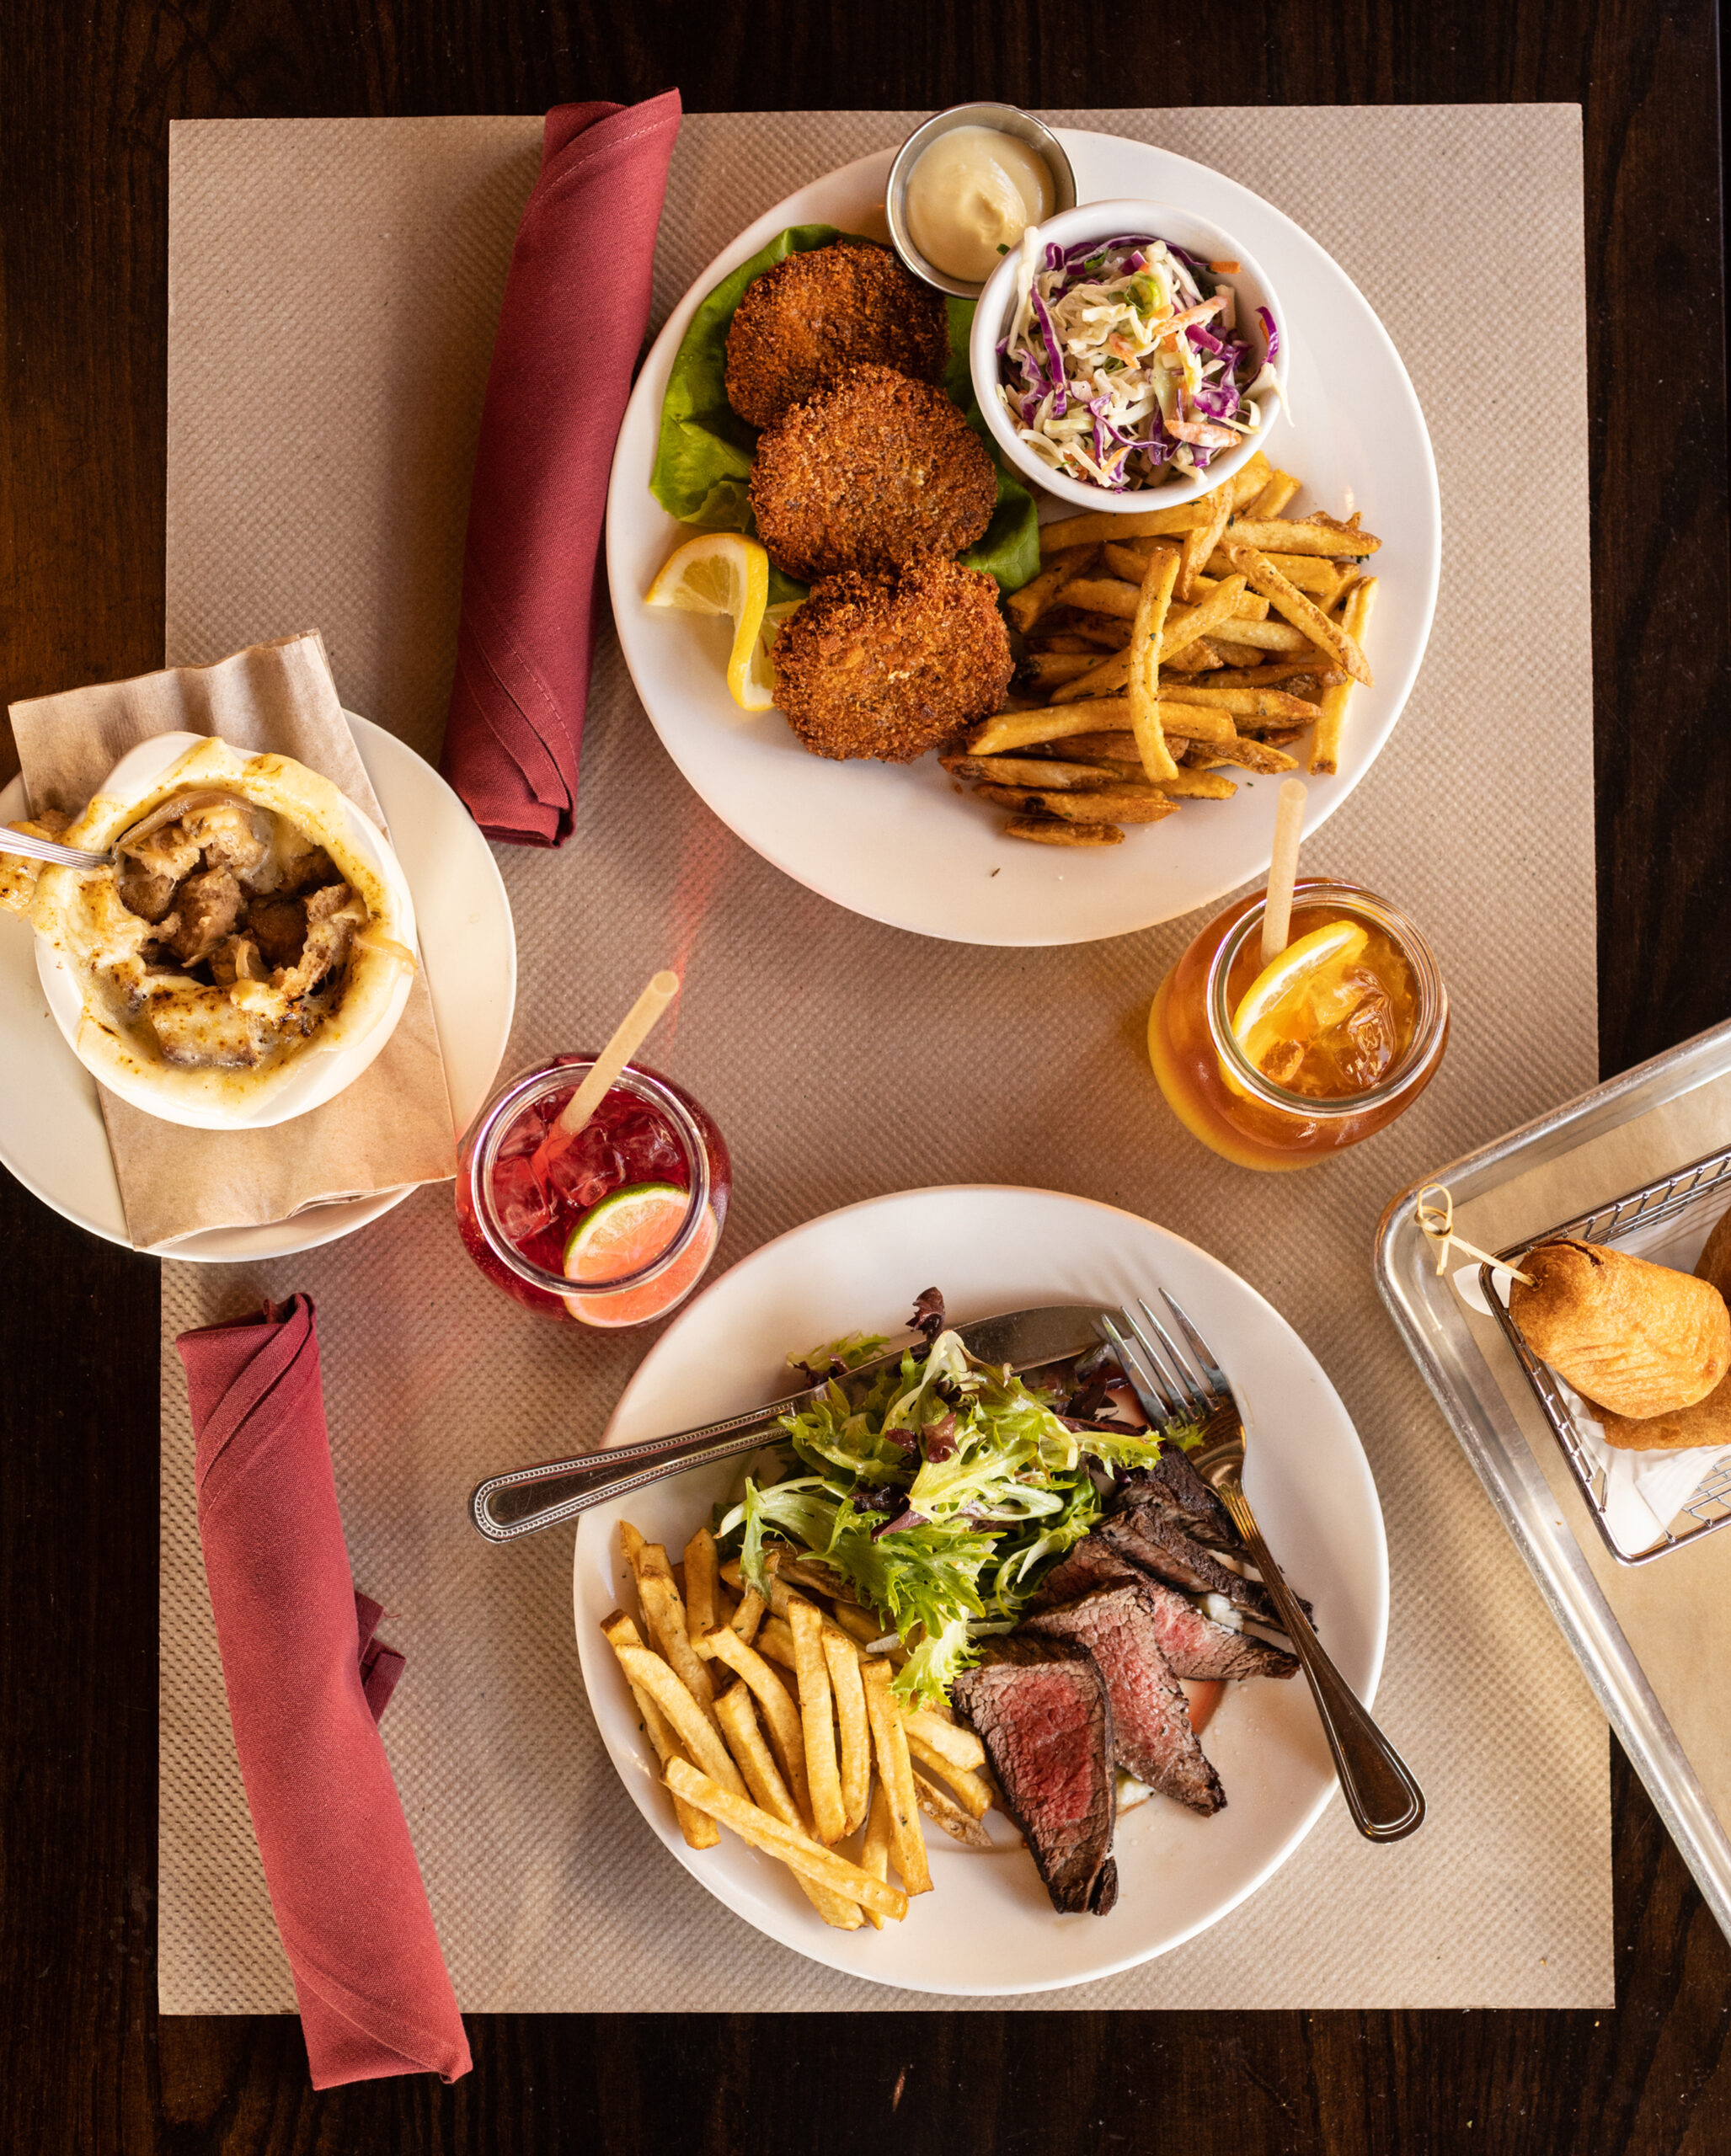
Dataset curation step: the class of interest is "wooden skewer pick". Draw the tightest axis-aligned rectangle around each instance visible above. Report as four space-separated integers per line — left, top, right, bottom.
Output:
1415 1184 1534 1286
1260 778 1309 965
556 971 681 1140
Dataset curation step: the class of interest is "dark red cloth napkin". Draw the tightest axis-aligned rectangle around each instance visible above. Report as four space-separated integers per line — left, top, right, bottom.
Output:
441 90 683 845
177 1296 471 2089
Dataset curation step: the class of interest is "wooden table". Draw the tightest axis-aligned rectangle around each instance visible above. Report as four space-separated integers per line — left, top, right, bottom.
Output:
3 3 1727 2149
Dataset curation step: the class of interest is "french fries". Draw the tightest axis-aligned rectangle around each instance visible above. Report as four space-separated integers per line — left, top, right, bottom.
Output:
903 1727 995 1819
704 1621 811 1823
859 1780 897 1930
636 1568 719 1727
665 1760 909 1921
1311 577 1378 776
862 1660 932 1896
601 1610 719 1850
911 1764 995 1849
729 1585 766 1644
965 463 1381 845
713 1681 862 1930
684 1528 720 1652
824 1625 873 1838
789 1598 846 1844
607 1638 749 1801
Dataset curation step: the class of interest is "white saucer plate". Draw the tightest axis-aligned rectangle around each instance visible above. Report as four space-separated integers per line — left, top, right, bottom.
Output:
574 1184 1387 1995
607 131 1440 947
0 713 516 1260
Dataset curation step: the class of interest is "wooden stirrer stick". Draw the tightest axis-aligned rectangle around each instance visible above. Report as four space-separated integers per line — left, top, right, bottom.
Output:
555 971 681 1140
1260 778 1309 964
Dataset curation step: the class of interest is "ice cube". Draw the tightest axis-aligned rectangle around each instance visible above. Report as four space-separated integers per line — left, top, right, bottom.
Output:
541 1122 625 1211
1337 987 1397 1089
492 1155 556 1242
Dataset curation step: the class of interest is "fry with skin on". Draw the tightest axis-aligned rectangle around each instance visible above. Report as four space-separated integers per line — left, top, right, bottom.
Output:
1019 651 1101 689
1126 543 1180 782
729 1585 767 1645
1152 767 1237 799
704 1622 811 1822
1184 615 1310 655
824 1626 873 1839
896 1703 986 1772
1006 543 1098 631
637 1569 719 1727
1205 547 1342 595
1002 818 1125 847
684 1528 720 1657
789 1598 846 1844
943 754 1123 790
1225 542 1373 686
862 1660 932 1894
713 1682 862 1930
1156 575 1247 664
1310 577 1377 776
903 1728 995 1819
619 1520 674 1588
911 1764 994 1849
1226 515 1381 557
600 1610 718 1849
607 1638 749 1799
664 1759 909 1920
975 783 1179 825
1156 685 1320 720
859 1780 897 1932
1049 646 1130 704
1190 734 1302 774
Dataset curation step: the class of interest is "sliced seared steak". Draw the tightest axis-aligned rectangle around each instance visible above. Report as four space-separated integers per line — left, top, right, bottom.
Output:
1126 1572 1298 1682
1097 1513 1287 1625
952 1637 1118 1916
1028 1586 1225 1816
1027 1534 1146 1614
1115 1447 1244 1553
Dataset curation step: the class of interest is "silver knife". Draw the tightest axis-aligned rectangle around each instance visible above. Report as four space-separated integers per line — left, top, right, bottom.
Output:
469 1303 1109 1543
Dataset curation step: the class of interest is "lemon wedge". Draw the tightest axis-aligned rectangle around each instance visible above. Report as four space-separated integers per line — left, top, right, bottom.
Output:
646 532 773 710
1231 919 1370 1076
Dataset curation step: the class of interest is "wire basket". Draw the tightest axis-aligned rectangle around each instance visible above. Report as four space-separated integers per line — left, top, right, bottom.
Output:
1483 1142 1731 1565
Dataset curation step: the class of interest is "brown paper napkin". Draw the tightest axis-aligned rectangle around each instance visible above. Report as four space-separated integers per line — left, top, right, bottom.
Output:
8 632 456 1248
1453 1076 1731 1843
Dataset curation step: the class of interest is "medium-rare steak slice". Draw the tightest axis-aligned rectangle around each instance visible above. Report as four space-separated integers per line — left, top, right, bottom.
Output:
1026 1534 1146 1614
951 1638 1118 1916
1127 1572 1299 1682
1114 1448 1244 1553
1027 1586 1225 1815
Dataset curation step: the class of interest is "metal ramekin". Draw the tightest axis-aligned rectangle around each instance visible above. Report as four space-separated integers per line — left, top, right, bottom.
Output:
885 103 1078 301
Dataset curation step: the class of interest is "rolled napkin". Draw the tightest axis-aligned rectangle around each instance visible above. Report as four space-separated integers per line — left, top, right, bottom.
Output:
178 1296 470 2089
442 92 682 845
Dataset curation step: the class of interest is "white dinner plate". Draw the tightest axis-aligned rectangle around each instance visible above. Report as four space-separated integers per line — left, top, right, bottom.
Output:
0 713 516 1259
607 132 1440 947
574 1185 1388 1995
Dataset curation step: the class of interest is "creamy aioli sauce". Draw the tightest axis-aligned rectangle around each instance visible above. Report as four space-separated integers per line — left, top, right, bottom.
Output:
905 125 1055 283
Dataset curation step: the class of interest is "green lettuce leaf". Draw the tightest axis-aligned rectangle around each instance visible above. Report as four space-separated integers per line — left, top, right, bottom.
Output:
648 232 1038 596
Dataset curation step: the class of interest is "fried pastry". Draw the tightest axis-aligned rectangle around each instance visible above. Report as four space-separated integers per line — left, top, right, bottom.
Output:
1595 1370 1731 1451
1509 1237 1731 1420
1696 1206 1731 1305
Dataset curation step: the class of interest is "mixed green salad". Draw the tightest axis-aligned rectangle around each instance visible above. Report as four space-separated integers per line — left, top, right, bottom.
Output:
715 1305 1176 1706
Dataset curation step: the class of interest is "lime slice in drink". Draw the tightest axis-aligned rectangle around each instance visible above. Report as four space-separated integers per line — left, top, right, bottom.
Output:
561 1182 718 1328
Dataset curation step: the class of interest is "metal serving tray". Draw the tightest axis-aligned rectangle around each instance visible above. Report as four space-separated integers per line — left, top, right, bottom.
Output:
1484 1144 1731 1566
1376 1016 1731 1945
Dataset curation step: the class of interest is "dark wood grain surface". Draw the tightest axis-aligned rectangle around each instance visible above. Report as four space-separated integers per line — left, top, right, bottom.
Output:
3 3 1727 2151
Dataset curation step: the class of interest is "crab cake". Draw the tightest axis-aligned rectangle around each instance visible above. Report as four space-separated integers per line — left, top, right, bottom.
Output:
772 558 1012 763
724 241 950 429
750 365 999 584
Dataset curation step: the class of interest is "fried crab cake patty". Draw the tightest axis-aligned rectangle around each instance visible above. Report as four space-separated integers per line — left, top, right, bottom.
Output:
750 365 999 583
772 558 1013 763
724 241 950 429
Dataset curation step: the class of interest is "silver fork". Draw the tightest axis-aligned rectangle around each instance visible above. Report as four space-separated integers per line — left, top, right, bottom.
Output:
1103 1293 1425 1844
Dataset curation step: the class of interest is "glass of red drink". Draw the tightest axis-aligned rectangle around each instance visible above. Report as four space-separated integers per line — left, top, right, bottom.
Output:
456 1056 730 1326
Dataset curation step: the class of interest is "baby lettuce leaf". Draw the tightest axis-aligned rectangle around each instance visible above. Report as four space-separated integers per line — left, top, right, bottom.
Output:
649 230 1038 596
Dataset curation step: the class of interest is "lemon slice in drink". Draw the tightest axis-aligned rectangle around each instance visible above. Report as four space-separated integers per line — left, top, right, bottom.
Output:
1231 919 1370 1078
561 1182 719 1328
646 532 772 710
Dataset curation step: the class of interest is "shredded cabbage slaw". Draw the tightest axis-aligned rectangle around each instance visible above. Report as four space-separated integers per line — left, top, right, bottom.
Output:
996 231 1279 492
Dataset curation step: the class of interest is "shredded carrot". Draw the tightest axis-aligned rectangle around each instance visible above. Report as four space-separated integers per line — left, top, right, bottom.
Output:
1209 259 1242 273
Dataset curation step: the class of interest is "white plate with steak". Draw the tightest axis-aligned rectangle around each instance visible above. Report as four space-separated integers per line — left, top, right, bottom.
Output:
574 1184 1388 1995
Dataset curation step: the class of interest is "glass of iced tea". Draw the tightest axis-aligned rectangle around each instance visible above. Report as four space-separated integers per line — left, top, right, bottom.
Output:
456 1056 731 1326
1147 879 1448 1171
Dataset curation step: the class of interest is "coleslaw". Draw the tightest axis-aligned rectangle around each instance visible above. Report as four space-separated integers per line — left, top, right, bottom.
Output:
996 230 1279 491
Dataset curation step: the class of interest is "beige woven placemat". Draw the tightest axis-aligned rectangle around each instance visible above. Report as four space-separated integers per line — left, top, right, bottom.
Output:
160 106 1610 2012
